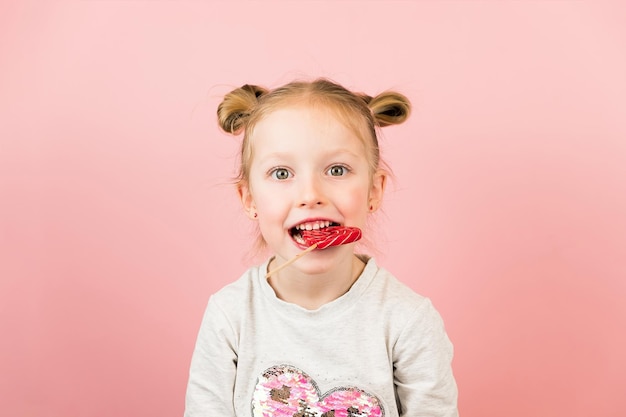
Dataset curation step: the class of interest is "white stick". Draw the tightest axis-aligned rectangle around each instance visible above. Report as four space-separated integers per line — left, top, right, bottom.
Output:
265 244 318 279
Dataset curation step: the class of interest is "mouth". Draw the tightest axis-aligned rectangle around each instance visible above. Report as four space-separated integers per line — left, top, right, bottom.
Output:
289 220 341 246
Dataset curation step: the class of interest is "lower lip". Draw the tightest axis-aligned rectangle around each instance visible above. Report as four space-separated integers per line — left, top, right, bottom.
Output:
291 236 311 251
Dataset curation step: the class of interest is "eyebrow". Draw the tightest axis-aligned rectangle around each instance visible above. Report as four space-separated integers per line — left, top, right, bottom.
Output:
257 149 362 164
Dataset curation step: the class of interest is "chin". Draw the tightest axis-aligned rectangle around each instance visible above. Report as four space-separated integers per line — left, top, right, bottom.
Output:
295 246 353 274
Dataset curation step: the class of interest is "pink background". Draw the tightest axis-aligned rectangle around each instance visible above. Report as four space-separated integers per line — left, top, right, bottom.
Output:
1 1 625 416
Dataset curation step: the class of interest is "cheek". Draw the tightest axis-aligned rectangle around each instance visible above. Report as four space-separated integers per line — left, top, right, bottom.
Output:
252 187 290 219
248 180 272 210
338 185 370 214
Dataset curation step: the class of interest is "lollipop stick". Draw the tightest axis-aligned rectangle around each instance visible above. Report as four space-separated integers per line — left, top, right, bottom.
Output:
265 243 318 278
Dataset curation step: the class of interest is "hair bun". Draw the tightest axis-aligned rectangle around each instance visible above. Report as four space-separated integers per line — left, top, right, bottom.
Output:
368 91 411 127
217 84 268 134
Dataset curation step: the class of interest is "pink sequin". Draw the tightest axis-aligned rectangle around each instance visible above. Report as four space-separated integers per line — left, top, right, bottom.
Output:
252 365 383 417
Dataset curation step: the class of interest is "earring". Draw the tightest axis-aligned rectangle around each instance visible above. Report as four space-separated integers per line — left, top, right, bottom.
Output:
369 204 374 212
253 212 258 218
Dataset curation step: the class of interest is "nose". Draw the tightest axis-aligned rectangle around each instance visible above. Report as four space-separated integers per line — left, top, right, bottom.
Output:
296 175 325 208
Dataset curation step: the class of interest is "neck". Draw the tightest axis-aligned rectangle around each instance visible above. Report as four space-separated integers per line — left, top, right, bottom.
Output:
267 253 366 310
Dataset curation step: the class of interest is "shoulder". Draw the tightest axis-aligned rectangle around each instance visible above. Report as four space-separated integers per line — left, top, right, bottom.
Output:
365 259 432 311
362 258 446 332
203 261 268 321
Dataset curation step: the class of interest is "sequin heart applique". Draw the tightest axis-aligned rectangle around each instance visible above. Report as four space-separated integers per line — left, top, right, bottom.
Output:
252 365 384 417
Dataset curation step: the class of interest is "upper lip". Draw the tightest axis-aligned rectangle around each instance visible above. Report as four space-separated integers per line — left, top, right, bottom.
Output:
288 217 341 230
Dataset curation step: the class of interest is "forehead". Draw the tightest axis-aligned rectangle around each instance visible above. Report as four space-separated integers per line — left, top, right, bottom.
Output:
251 106 367 155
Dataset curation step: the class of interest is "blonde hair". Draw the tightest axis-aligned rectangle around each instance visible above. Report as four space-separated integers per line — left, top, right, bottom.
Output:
217 78 411 187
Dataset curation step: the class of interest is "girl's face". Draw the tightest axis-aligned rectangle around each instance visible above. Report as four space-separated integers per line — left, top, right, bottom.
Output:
239 105 386 275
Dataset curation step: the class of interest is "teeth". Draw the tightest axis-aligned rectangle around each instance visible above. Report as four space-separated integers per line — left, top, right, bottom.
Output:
295 221 333 231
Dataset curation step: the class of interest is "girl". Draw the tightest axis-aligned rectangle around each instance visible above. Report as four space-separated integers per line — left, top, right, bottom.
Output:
184 79 458 417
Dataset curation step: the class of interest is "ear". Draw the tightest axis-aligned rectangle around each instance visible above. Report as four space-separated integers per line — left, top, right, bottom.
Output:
238 182 257 220
368 169 387 212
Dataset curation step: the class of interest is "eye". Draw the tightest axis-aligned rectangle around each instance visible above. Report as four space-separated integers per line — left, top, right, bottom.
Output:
327 165 348 177
270 168 292 180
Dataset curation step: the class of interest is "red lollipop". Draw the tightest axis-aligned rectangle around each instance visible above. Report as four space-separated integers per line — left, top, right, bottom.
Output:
266 226 363 278
300 226 362 249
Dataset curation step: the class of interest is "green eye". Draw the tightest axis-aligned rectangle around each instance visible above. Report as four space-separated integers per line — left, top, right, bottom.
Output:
271 168 291 180
328 165 347 176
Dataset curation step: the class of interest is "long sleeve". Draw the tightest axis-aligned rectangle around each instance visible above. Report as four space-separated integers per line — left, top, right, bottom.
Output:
392 299 459 417
184 297 238 417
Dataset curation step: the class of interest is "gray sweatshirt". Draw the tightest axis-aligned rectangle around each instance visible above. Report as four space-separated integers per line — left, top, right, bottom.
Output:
185 256 458 417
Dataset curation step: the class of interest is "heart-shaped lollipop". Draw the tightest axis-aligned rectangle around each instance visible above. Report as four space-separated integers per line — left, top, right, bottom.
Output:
266 226 363 278
300 226 362 249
